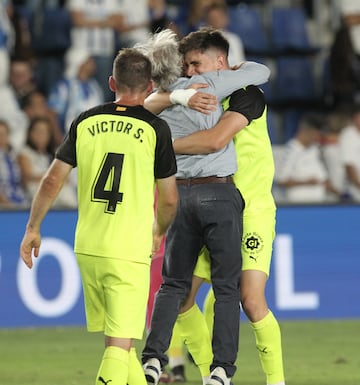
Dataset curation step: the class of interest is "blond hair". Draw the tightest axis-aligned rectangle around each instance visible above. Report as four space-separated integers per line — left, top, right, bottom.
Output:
135 29 182 91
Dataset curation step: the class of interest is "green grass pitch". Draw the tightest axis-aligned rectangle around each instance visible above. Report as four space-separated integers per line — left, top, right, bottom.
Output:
0 319 359 384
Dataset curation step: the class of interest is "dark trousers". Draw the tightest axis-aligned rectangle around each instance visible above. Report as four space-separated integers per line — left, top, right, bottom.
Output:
142 182 244 377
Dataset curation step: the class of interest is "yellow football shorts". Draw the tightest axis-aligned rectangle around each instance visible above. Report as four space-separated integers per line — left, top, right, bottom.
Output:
194 210 276 279
76 253 150 339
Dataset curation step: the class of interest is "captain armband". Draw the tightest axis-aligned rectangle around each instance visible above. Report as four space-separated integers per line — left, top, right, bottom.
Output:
169 89 197 107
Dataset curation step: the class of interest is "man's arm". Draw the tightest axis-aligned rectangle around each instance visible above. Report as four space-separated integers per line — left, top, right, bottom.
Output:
152 175 178 254
20 159 73 269
145 61 270 115
144 91 173 115
173 111 248 154
144 85 217 115
174 86 266 154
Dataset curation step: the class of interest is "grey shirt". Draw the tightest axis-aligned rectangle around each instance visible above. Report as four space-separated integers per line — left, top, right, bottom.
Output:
159 62 270 178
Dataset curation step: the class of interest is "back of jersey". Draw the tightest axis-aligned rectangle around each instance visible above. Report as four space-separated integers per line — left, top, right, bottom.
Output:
73 103 165 264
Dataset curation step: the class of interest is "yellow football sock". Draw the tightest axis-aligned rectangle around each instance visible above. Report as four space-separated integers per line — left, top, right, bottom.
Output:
127 347 147 385
96 346 129 385
168 321 185 368
251 310 285 385
203 288 215 335
177 304 213 377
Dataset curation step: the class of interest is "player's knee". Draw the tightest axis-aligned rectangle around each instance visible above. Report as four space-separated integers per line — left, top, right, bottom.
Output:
241 294 267 322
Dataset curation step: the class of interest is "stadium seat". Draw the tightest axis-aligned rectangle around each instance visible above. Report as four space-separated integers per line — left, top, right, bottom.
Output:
270 7 320 54
228 4 270 56
271 56 318 105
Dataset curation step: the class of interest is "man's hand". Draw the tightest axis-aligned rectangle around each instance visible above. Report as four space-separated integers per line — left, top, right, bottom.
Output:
187 83 217 114
20 229 41 269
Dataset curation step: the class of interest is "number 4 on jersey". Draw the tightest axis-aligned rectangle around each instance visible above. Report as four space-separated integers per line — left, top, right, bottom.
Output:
92 152 124 213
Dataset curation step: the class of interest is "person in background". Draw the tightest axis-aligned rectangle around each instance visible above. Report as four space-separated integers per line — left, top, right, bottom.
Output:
0 0 14 85
0 119 28 208
48 48 104 137
339 104 360 201
117 0 151 48
22 90 63 145
17 117 55 199
18 116 77 208
276 113 340 203
67 0 124 102
203 2 245 66
19 47 178 385
7 2 34 61
0 56 28 152
322 110 348 200
26 0 72 97
328 16 360 108
339 0 360 56
149 0 171 34
9 58 37 108
186 0 224 33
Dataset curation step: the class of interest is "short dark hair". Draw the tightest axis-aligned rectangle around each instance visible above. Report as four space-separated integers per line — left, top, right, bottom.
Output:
179 27 229 57
112 48 152 92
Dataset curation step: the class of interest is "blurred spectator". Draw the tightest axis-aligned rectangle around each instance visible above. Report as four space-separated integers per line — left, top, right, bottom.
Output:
26 0 72 97
67 0 124 102
203 2 245 66
9 58 37 108
0 119 28 208
338 0 360 55
22 90 63 145
48 49 104 136
149 0 171 33
328 17 360 108
117 0 151 47
276 113 341 203
0 54 28 152
322 111 348 200
17 116 55 201
17 116 77 208
182 0 244 60
7 2 33 60
338 105 360 201
0 0 14 85
187 0 223 33
116 0 171 47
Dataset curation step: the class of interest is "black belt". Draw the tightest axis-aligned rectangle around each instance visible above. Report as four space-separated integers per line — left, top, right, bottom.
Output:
176 176 233 186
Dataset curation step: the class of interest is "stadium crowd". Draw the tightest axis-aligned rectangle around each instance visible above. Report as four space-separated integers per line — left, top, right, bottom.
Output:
1 0 360 208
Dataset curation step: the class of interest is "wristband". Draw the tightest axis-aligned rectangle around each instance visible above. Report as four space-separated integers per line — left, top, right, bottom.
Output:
169 89 197 106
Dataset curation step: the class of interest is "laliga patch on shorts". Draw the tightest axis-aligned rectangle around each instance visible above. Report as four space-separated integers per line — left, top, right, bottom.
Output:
242 232 264 262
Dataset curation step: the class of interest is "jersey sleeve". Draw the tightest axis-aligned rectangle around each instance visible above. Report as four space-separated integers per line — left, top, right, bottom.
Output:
227 85 266 123
55 118 78 167
153 118 177 179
